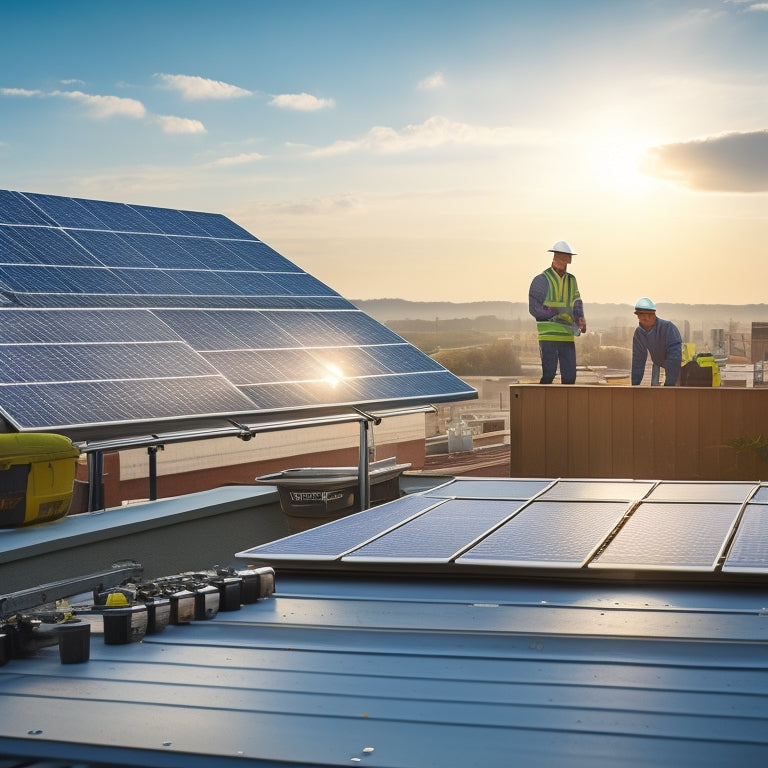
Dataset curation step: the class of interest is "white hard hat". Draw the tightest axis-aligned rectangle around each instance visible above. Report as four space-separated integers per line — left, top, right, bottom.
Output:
548 240 576 255
634 297 656 311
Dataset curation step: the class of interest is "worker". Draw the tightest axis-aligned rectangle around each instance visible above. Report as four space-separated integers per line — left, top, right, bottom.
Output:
528 240 586 384
631 297 682 386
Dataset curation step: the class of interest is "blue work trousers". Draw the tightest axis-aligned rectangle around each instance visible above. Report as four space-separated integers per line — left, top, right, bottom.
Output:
539 340 576 385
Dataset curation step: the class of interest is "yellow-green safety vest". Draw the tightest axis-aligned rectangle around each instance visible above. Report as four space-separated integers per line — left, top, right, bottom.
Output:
537 268 580 342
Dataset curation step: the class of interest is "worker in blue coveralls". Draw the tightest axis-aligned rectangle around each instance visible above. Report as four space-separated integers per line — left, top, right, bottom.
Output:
631 297 682 386
528 240 586 384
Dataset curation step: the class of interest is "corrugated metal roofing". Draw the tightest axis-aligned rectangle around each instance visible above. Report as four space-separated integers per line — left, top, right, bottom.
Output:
2 477 768 766
1 573 767 767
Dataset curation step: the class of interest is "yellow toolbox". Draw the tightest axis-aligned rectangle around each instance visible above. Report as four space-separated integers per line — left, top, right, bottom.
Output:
0 433 80 527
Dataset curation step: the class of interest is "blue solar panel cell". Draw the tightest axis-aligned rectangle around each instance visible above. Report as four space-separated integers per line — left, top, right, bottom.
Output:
537 480 656 502
457 501 631 568
26 193 109 229
3 226 101 266
645 482 755 504
0 308 177 344
590 502 742 571
220 240 302 272
426 478 553 500
0 227 41 264
177 210 257 240
116 268 192 296
267 272 342 297
156 309 295 349
722 504 768 573
0 376 255 431
127 205 212 237
365 344 446 373
68 230 156 268
76 198 163 233
345 499 527 563
0 341 215 384
0 190 57 226
237 495 442 561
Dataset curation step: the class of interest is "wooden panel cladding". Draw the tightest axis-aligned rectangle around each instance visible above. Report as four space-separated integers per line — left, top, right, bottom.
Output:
509 385 768 481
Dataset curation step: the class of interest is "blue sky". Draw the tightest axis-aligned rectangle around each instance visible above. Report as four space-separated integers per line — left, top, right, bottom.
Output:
1 0 767 306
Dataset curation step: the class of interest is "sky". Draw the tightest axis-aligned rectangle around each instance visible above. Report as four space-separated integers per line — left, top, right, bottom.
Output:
1 0 767 307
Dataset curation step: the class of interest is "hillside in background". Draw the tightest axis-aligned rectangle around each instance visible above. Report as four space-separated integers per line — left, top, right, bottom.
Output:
353 299 768 331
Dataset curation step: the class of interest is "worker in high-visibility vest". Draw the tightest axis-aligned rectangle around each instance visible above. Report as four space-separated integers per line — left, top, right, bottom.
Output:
528 240 587 384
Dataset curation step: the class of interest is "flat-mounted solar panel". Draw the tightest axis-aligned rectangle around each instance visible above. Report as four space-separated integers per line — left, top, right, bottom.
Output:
237 495 443 562
722 504 768 574
537 480 656 502
0 189 477 439
590 502 743 571
344 499 528 564
645 482 756 504
457 500 631 568
426 478 554 499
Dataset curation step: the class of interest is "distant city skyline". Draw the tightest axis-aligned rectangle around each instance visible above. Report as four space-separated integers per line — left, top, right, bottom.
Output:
1 0 766 306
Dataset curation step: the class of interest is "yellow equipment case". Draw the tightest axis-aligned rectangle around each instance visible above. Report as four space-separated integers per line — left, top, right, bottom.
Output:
0 433 80 527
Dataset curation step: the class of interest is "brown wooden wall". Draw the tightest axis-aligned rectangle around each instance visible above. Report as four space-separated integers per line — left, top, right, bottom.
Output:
509 385 768 481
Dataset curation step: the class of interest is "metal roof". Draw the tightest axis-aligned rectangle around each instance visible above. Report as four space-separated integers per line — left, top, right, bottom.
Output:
1 477 768 766
0 572 767 766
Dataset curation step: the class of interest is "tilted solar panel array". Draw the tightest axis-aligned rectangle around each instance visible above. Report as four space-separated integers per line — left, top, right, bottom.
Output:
237 478 768 579
0 190 475 439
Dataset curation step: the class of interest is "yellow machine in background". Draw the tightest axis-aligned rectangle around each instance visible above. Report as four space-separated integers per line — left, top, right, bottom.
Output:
0 433 80 527
681 343 721 387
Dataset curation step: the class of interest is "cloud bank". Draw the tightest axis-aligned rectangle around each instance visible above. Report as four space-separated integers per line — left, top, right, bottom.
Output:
642 130 768 192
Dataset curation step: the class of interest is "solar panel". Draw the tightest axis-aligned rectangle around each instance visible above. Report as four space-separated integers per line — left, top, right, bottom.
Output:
344 499 528 564
721 504 768 574
426 478 553 499
238 478 768 581
457 500 631 568
0 189 476 439
590 502 742 571
237 495 442 561
536 480 656 501
644 481 756 504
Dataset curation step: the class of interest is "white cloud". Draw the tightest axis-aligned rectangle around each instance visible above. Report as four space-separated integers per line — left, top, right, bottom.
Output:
1 88 43 97
154 114 206 134
154 73 252 100
60 79 85 86
51 90 146 119
310 115 522 156
269 92 335 111
642 129 768 191
207 152 265 167
418 71 446 90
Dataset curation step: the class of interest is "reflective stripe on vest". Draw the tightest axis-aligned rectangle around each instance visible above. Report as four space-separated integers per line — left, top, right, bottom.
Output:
536 268 579 342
